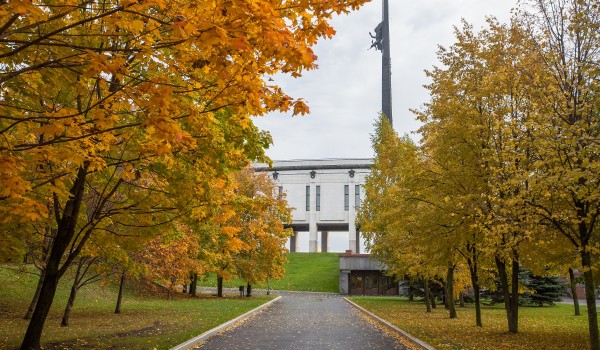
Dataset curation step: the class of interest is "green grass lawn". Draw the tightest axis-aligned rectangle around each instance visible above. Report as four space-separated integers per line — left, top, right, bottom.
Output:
0 266 274 350
350 296 589 350
199 252 340 293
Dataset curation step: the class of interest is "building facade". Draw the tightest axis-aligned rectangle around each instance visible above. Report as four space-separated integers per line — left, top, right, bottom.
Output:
254 158 372 253
339 251 398 296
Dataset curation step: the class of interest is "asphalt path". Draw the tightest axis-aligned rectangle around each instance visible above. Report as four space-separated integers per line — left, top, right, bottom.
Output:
194 291 408 350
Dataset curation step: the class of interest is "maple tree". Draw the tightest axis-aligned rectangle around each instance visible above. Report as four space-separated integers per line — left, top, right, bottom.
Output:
198 168 291 297
230 168 292 287
135 223 204 299
1 0 371 348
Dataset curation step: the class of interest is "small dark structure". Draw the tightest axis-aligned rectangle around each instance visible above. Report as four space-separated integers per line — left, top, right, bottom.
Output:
339 251 398 296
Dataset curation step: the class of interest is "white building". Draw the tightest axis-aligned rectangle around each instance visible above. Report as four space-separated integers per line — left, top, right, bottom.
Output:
254 158 372 253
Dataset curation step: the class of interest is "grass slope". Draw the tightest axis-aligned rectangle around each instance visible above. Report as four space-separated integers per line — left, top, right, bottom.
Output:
351 296 588 350
198 252 340 293
0 266 273 350
269 252 339 292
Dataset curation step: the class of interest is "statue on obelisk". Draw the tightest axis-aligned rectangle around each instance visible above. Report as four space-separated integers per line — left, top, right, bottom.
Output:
369 0 392 125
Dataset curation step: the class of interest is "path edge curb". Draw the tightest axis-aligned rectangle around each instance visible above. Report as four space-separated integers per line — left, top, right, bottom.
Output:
344 297 436 350
170 295 282 350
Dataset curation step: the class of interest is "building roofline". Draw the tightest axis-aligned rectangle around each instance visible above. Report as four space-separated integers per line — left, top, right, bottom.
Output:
253 158 373 172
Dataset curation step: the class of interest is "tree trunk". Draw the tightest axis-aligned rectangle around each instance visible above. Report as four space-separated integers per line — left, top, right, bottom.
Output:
61 284 78 327
115 273 125 314
21 165 88 350
447 265 457 319
459 292 465 308
24 269 46 320
443 282 448 309
430 291 437 309
581 250 599 350
167 276 175 300
408 280 414 301
62 258 87 326
424 279 431 313
190 273 198 297
496 256 519 333
217 276 223 298
470 269 482 327
509 258 519 333
568 267 580 316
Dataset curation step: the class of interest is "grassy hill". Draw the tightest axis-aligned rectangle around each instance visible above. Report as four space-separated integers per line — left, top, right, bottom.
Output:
200 252 340 293
269 252 340 292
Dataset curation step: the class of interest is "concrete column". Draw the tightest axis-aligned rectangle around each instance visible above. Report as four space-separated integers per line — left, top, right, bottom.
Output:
339 270 350 294
309 222 318 252
321 231 328 252
309 174 318 252
348 179 357 253
289 231 297 253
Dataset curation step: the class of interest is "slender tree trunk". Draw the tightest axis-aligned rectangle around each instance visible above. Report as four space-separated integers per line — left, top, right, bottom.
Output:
61 285 78 326
408 280 414 301
167 276 175 300
424 279 431 313
24 228 54 320
470 267 482 327
496 256 519 333
443 282 448 309
62 259 87 326
21 165 88 350
24 269 46 320
217 276 223 298
509 259 519 333
115 273 125 314
430 291 437 309
190 273 198 297
447 265 457 319
466 245 482 326
568 267 580 316
459 292 465 308
581 249 599 350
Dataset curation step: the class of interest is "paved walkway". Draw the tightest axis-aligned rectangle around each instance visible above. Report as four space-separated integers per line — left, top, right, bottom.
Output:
194 292 408 350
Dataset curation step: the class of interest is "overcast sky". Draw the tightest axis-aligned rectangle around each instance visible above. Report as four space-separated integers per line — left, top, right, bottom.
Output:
252 0 519 161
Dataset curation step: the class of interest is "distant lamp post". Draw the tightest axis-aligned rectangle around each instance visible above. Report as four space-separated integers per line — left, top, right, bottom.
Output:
349 169 355 178
273 171 279 180
310 170 316 179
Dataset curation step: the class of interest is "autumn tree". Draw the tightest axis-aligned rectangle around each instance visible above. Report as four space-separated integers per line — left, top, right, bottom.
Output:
136 224 204 299
518 1 600 347
198 168 291 297
1 1 371 349
358 115 448 314
231 168 292 288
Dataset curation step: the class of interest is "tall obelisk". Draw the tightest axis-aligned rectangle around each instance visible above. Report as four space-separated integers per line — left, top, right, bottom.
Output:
381 0 392 124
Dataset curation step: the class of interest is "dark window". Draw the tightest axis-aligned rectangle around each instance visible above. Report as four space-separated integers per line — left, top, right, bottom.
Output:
316 185 321 211
344 185 349 211
306 185 310 211
355 185 360 208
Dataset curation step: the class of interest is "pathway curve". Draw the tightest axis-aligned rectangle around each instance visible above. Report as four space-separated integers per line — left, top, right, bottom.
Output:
194 291 408 350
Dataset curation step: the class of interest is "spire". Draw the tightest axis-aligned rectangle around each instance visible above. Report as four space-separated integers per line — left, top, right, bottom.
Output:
370 0 392 125
381 0 392 124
